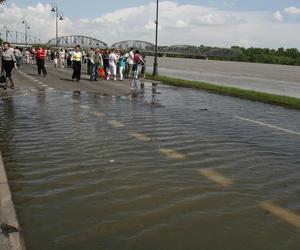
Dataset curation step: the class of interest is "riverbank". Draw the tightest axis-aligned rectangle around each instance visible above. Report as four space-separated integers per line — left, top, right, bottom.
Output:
146 74 300 110
0 152 26 250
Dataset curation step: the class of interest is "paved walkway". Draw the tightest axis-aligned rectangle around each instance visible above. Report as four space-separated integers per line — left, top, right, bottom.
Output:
0 152 25 250
2 64 134 96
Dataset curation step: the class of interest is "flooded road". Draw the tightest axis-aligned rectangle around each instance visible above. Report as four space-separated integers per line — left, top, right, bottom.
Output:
146 57 300 98
0 83 300 250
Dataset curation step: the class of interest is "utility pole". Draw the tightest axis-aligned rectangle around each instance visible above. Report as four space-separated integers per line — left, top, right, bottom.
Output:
51 3 64 48
22 21 30 47
152 0 159 76
3 26 8 41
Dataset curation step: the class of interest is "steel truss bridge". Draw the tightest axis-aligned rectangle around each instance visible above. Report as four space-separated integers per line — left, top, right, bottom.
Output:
0 27 41 45
47 35 108 49
111 41 208 57
0 30 213 57
46 37 210 57
111 40 155 50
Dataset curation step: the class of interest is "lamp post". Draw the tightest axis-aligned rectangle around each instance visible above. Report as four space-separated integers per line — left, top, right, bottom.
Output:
22 21 30 47
152 0 159 76
3 25 8 41
51 3 64 48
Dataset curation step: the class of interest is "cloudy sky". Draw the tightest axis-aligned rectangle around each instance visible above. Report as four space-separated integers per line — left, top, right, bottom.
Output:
1 0 300 48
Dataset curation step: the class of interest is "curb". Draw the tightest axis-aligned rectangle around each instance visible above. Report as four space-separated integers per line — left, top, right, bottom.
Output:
0 152 26 250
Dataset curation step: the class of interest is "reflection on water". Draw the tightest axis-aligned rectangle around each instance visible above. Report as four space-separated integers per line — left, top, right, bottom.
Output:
0 97 16 159
0 83 300 250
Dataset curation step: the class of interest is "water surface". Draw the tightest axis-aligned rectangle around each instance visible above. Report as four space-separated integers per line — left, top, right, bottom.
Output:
0 83 300 250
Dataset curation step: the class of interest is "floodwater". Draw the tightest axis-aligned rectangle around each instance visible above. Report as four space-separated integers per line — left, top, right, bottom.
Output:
0 83 300 250
146 57 300 98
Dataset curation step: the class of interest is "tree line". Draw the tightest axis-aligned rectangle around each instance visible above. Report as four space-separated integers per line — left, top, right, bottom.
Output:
159 44 300 66
230 46 300 66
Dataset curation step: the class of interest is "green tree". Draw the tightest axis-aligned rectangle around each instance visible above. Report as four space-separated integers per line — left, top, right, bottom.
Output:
285 48 299 59
277 47 285 56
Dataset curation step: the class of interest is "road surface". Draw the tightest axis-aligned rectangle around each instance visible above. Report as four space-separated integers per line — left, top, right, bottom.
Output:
146 57 300 98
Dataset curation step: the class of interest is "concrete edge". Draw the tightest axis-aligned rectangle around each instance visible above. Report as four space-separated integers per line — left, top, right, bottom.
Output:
0 152 26 250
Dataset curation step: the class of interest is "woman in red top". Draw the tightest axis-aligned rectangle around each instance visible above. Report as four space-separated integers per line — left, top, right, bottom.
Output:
36 47 47 76
133 50 145 80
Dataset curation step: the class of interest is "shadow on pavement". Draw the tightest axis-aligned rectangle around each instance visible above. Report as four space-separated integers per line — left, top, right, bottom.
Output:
28 73 41 77
60 79 76 82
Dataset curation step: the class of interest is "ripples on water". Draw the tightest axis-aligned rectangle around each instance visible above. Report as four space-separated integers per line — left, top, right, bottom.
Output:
0 83 300 250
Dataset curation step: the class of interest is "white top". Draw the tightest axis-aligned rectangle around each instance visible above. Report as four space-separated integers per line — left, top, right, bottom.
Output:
127 50 134 65
109 53 117 64
59 51 66 59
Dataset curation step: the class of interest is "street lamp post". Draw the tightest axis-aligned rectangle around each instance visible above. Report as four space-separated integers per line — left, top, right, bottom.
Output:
152 0 159 76
22 21 30 47
51 3 64 48
4 26 8 41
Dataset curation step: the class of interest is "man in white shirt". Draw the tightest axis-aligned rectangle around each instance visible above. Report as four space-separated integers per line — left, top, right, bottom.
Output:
59 49 66 68
108 49 117 81
126 48 134 78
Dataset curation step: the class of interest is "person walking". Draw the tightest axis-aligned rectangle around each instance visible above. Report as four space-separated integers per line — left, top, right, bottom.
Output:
90 49 103 81
87 48 94 75
14 47 23 69
89 49 95 80
59 49 66 68
50 50 55 64
53 51 58 68
127 47 134 78
107 49 117 81
71 45 82 82
118 52 126 81
1 42 17 89
36 47 47 77
133 50 145 80
66 51 72 68
102 49 110 78
25 49 30 64
31 47 36 65
131 50 145 89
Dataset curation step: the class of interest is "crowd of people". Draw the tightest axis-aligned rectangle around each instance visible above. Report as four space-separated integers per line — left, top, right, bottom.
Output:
59 46 146 83
1 41 147 90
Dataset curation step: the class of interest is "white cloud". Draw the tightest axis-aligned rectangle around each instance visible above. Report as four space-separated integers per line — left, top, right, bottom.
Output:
1 2 300 49
273 11 283 22
273 6 300 22
283 6 300 16
175 20 189 29
0 3 73 42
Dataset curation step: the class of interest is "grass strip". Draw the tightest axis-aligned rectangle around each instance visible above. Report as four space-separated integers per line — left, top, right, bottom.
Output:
146 74 300 110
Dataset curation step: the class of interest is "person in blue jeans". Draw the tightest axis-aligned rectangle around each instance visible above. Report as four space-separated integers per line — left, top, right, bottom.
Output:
118 52 126 81
90 49 103 81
